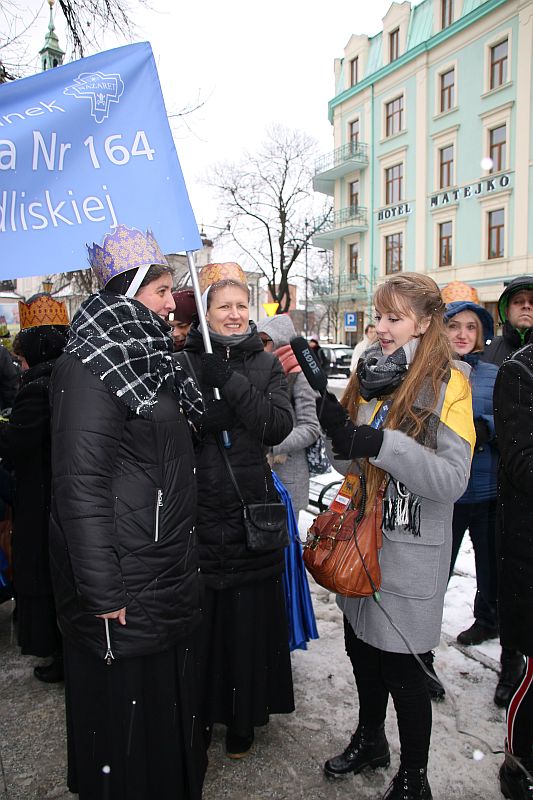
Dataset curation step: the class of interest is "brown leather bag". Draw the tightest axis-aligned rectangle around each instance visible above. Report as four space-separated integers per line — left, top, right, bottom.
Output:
303 475 383 598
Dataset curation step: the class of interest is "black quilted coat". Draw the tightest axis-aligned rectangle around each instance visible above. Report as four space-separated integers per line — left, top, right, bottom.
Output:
181 326 293 589
0 360 54 597
493 343 533 656
49 354 201 661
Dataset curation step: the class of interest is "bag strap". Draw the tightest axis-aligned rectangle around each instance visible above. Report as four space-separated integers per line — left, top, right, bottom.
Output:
216 437 246 507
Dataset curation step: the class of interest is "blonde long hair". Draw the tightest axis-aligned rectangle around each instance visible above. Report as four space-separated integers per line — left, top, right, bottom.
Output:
341 273 453 510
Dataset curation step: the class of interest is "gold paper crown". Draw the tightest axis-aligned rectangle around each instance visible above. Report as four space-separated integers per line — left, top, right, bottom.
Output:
19 295 69 330
441 281 480 304
87 224 169 287
199 262 247 294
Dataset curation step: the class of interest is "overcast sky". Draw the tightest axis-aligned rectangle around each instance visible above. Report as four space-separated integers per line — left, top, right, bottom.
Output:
22 0 394 241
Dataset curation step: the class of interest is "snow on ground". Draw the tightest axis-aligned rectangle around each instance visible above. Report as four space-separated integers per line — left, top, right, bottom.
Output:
0 487 506 799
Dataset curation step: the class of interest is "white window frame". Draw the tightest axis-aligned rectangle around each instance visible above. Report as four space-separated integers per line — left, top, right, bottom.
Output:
432 125 459 192
479 193 510 263
381 92 406 141
479 101 513 174
434 60 458 118
483 28 513 95
432 0 463 33
378 145 408 207
379 218 407 277
432 206 457 269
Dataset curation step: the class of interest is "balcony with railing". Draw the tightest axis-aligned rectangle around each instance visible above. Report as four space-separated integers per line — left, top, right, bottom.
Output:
313 142 369 195
312 270 371 302
311 206 368 250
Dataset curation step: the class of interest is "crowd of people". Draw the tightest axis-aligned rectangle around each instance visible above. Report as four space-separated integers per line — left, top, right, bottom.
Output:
0 226 531 800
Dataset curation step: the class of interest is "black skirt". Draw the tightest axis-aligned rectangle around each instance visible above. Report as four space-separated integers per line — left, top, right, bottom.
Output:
63 635 207 800
197 575 294 734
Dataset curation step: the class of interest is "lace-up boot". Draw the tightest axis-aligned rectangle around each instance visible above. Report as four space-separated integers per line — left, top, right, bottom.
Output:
382 767 433 800
324 723 390 778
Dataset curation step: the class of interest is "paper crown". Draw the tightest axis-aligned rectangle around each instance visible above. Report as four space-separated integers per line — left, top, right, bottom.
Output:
441 281 480 304
87 224 169 287
198 262 247 294
19 295 69 330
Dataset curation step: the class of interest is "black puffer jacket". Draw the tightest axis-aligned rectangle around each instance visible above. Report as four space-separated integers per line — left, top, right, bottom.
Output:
49 353 201 661
180 326 293 589
493 343 533 656
0 360 55 596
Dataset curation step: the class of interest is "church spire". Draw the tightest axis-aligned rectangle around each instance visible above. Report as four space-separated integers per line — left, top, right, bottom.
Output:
39 0 65 71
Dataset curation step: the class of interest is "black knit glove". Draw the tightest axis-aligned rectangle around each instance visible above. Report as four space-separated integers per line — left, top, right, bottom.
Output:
315 391 348 435
474 417 491 448
200 352 233 388
331 423 384 460
200 399 235 433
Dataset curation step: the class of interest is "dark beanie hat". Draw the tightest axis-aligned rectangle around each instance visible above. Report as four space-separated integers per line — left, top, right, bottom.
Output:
170 289 196 324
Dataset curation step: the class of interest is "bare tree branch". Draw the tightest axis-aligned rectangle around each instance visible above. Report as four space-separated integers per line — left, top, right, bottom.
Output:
207 125 332 313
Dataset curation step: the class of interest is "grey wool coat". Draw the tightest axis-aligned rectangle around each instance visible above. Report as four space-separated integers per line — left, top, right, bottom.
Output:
257 315 321 513
329 362 474 654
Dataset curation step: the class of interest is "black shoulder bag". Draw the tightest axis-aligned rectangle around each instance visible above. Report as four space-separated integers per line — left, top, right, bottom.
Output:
217 440 289 552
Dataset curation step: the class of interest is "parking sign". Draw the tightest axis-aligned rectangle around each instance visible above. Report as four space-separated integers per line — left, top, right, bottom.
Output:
344 311 357 330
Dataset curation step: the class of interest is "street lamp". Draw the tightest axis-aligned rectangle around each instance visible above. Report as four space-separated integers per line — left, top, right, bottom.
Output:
42 278 53 294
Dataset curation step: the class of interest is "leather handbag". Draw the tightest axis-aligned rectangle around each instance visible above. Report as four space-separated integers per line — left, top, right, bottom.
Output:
303 473 383 598
219 442 289 552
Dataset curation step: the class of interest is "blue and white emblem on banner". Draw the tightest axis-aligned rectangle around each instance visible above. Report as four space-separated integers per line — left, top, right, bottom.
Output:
0 42 202 280
64 71 125 123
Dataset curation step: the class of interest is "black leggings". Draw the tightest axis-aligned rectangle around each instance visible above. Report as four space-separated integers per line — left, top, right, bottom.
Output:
344 617 432 770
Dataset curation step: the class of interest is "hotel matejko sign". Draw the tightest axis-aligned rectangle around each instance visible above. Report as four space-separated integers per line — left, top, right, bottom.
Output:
430 173 511 208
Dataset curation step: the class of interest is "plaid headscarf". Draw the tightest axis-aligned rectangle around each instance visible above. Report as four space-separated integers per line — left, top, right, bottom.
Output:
65 291 203 421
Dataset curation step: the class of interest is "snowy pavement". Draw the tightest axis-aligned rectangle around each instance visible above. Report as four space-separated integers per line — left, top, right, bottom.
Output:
0 496 507 800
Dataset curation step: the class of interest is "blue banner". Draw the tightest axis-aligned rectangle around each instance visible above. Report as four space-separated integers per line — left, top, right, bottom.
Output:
0 42 202 279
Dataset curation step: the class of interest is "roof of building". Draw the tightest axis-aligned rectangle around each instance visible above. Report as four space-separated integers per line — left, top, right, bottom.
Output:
332 0 505 116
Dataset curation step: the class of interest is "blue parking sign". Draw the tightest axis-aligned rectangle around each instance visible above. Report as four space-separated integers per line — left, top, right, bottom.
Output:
344 312 357 330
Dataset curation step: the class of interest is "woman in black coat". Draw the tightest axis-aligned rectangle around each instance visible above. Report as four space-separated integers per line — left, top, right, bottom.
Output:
0 296 68 681
493 343 533 800
181 268 294 758
49 225 206 800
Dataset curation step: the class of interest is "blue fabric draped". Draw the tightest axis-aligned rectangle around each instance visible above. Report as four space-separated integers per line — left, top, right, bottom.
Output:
273 471 319 651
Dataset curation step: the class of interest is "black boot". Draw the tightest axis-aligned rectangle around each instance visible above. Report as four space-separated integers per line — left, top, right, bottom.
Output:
419 651 445 702
225 727 254 759
382 767 433 800
33 654 64 684
494 649 526 708
324 723 390 778
456 620 498 646
499 752 533 799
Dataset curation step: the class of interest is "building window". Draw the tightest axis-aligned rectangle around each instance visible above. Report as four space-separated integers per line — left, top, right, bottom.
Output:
349 179 360 208
389 28 399 62
385 95 404 137
385 233 403 274
488 209 505 259
489 124 506 172
350 57 359 87
349 243 359 280
439 144 454 188
349 119 359 148
441 0 454 29
438 221 453 267
440 68 455 112
385 163 403 205
490 39 508 89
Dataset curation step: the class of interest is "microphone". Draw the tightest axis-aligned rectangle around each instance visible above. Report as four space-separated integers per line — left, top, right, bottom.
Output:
290 336 328 394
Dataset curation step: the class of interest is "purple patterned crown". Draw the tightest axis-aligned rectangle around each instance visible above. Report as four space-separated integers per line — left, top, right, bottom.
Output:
87 224 169 287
